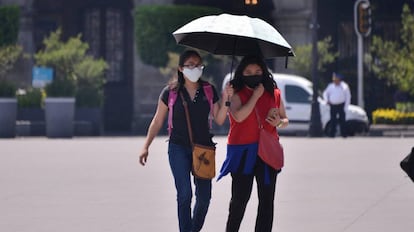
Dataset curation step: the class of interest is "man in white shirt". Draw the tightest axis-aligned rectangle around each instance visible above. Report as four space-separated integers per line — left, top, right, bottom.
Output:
323 72 351 137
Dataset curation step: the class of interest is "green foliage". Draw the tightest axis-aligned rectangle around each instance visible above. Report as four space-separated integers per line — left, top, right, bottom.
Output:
370 4 414 96
0 80 17 97
75 57 107 107
34 28 88 84
396 102 414 112
0 44 23 97
0 5 20 46
76 84 104 108
0 44 23 78
17 88 45 108
134 5 222 67
372 108 414 124
45 79 76 97
290 36 338 78
0 5 21 97
34 28 107 100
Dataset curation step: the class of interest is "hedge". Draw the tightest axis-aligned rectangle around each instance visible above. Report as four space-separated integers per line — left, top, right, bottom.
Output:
134 5 222 67
0 5 20 46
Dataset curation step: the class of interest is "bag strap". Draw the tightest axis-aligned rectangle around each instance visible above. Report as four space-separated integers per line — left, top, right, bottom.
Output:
180 91 194 147
168 89 178 136
254 108 263 129
202 83 214 129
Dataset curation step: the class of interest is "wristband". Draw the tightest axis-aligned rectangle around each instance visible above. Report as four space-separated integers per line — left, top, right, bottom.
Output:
277 120 283 128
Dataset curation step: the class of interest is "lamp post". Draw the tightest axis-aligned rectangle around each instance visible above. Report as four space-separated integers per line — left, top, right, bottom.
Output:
308 0 323 137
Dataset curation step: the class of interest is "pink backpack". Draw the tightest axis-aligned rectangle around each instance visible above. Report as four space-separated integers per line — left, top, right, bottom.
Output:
168 83 214 136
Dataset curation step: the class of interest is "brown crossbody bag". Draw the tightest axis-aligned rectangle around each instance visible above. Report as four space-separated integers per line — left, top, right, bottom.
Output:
180 92 216 179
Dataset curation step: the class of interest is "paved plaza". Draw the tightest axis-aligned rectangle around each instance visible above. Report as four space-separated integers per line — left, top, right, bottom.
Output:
1 136 414 232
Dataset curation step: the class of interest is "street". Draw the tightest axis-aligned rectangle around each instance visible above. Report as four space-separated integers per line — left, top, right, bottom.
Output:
1 136 414 232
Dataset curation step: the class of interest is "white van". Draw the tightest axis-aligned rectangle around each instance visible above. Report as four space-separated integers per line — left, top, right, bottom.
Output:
222 73 370 136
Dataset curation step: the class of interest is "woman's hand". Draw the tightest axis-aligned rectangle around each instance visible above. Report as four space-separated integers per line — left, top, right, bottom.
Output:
223 82 234 99
139 148 149 166
265 108 281 127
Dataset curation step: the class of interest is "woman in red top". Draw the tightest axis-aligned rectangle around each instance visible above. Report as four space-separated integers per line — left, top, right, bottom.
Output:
218 55 289 232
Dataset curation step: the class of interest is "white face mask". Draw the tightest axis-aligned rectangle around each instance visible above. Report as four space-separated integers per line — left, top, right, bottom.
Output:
183 67 203 83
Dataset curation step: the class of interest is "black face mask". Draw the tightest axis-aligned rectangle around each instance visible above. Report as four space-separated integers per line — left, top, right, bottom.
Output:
242 75 263 88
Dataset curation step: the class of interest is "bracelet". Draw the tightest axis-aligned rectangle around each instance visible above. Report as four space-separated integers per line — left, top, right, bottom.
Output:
277 120 283 128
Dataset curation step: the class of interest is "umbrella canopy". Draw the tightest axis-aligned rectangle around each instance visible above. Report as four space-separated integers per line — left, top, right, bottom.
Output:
173 13 294 58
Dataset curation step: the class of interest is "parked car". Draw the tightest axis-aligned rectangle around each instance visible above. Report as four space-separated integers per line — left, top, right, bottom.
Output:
222 73 370 136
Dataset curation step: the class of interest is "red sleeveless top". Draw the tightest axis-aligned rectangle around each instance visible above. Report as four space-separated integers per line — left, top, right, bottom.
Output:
228 87 281 145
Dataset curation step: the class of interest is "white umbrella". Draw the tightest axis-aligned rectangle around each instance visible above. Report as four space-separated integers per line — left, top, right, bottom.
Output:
173 13 294 58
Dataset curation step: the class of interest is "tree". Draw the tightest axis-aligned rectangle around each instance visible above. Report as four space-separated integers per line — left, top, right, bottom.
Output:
34 28 107 101
370 4 414 96
0 5 21 97
0 44 22 79
290 36 338 79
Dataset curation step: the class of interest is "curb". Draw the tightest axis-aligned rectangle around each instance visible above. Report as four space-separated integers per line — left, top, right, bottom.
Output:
369 124 414 137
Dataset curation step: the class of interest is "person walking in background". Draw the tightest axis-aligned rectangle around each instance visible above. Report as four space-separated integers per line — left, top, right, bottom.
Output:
323 72 351 138
138 50 233 232
217 55 289 232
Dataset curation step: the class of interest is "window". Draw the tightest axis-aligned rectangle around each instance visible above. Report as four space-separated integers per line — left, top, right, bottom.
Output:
285 85 311 103
84 7 125 82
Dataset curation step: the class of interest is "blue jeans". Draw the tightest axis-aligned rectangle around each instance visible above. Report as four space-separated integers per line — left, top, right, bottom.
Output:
168 143 212 232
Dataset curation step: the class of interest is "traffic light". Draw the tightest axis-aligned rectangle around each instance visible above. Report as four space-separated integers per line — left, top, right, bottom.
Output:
245 0 258 5
355 0 371 37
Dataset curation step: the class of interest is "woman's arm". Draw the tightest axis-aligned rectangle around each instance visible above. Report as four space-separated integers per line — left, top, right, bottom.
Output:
276 98 289 128
230 84 264 122
213 84 233 125
139 99 168 166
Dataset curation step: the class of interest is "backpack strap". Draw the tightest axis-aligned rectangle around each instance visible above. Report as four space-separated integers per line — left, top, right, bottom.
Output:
202 83 214 129
168 89 178 136
168 83 214 136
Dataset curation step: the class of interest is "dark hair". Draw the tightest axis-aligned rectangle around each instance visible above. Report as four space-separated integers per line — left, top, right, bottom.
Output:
230 55 276 94
169 50 202 91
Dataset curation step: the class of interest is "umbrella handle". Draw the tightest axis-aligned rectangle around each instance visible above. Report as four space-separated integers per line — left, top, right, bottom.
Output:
226 96 231 107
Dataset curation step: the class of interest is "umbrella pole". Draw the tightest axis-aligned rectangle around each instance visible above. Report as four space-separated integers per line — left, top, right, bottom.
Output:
229 38 238 79
225 54 235 106
229 54 235 79
226 39 238 104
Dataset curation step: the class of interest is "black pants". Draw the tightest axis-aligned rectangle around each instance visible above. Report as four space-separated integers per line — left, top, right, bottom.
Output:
330 103 347 137
226 152 279 232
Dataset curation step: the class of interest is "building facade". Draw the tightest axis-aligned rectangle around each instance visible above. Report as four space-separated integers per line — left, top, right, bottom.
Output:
1 0 314 134
1 0 409 134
